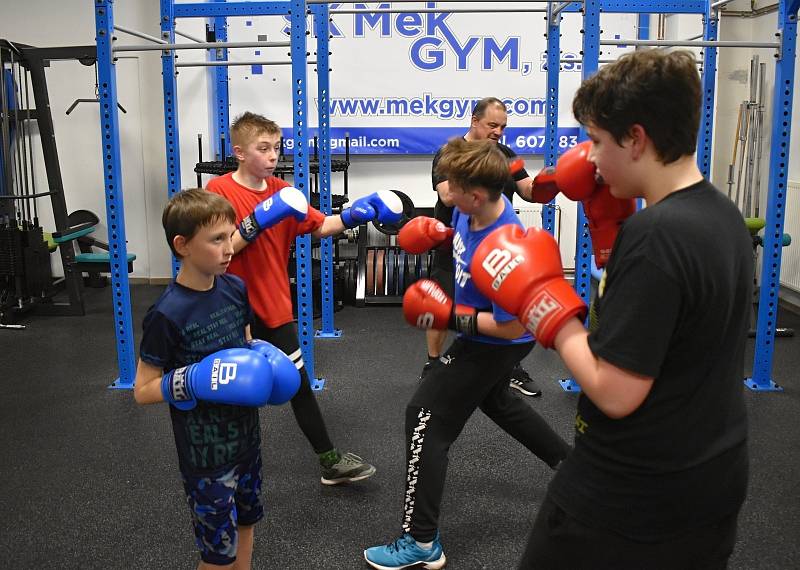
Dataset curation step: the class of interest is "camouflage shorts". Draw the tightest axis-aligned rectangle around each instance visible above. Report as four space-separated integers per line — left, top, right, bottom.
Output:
182 453 264 565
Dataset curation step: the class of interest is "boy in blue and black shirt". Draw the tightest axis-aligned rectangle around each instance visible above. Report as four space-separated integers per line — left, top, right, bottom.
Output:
364 138 570 569
134 188 297 568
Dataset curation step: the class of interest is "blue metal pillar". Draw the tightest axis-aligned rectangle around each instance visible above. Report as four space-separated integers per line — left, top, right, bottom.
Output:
560 0 600 393
541 3 561 235
312 3 341 340
746 0 798 392
697 6 718 178
161 0 182 278
95 0 136 389
211 0 230 160
290 0 323 388
637 13 649 40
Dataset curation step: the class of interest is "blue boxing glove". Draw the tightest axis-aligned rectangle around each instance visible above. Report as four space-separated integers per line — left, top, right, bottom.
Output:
340 190 404 229
247 339 301 405
161 348 273 410
239 186 309 242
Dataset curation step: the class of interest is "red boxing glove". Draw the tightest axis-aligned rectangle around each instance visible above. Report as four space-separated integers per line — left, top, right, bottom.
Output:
402 279 478 335
528 141 597 204
545 141 635 267
582 184 636 267
398 216 454 254
470 225 586 348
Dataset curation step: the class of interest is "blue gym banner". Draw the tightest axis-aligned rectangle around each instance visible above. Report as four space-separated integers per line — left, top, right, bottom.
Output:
282 126 581 155
203 5 637 155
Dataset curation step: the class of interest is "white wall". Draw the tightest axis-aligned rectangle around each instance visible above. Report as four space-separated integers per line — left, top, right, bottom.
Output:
2 3 797 281
0 0 167 280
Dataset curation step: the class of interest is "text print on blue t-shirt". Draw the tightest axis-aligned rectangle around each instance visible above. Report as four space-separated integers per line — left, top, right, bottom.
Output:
453 231 470 288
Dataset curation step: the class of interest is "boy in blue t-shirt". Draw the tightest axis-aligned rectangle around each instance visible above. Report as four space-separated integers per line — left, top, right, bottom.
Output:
364 139 570 569
134 188 297 568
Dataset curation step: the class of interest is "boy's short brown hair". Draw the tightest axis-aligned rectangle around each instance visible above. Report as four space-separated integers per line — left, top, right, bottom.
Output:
162 188 236 258
230 111 281 149
572 49 701 164
434 138 511 201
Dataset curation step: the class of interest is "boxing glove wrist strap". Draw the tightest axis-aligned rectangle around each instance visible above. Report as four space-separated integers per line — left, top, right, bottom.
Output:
449 304 479 336
239 214 261 242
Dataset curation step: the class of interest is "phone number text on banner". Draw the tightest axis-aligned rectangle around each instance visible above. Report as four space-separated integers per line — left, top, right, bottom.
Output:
282 127 581 155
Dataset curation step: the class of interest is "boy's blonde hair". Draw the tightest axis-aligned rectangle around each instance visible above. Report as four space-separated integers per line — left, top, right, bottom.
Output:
162 188 236 258
434 138 511 201
230 112 281 149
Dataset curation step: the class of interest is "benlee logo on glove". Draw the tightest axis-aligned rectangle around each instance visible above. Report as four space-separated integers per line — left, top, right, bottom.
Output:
171 367 190 401
480 248 526 291
419 280 449 304
210 358 238 391
524 291 563 333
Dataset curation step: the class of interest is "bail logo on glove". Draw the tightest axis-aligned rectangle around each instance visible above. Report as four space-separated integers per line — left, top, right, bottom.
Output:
260 197 274 213
480 248 526 291
525 291 562 333
416 312 436 329
210 358 238 390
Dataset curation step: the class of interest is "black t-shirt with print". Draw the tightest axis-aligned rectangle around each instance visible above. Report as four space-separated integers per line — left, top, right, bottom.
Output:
549 180 752 541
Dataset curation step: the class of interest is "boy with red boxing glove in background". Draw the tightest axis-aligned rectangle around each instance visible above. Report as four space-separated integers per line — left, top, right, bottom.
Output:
134 189 300 568
527 139 636 268
364 138 570 570
207 112 404 486
471 50 752 569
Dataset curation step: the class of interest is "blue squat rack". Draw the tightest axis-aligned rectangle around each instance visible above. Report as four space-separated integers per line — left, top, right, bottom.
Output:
94 0 796 394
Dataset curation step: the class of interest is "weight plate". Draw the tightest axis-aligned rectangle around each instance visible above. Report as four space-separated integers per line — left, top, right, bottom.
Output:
397 249 408 295
375 249 386 296
393 247 401 296
386 248 396 296
346 259 356 305
366 249 375 296
372 189 416 236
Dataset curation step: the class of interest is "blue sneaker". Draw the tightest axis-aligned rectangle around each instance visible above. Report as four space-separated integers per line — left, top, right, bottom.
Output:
364 533 446 569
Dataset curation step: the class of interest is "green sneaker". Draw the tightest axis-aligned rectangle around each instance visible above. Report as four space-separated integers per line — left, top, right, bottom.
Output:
321 451 376 485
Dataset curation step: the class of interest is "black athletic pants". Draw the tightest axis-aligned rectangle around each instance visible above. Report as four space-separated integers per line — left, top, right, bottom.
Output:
250 318 334 454
519 495 739 570
403 338 571 542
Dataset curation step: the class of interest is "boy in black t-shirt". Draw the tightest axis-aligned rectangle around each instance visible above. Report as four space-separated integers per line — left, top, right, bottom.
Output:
471 50 752 569
134 188 298 568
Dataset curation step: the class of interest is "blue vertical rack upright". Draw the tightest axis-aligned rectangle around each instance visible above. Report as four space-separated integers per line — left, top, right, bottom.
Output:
541 3 561 236
160 0 182 278
94 0 136 389
748 0 799 391
697 5 719 179
211 0 231 161
555 0 600 393
95 0 317 387
311 2 341 342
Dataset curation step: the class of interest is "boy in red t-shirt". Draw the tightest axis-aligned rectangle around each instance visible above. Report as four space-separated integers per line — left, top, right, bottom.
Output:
207 112 403 485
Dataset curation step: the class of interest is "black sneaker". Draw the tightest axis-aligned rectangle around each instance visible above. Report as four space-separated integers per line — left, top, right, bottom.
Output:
320 452 376 485
509 365 543 397
418 358 441 382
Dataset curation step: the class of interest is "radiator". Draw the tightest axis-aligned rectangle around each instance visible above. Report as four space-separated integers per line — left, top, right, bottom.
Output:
516 205 563 244
781 181 800 292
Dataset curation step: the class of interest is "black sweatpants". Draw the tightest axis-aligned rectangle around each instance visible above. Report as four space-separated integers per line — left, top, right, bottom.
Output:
250 318 334 454
518 495 739 570
403 338 571 542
